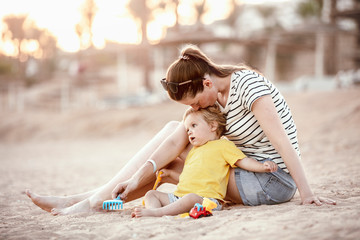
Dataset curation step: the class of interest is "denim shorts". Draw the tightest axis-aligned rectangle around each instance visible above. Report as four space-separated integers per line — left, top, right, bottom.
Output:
168 193 222 211
234 159 297 206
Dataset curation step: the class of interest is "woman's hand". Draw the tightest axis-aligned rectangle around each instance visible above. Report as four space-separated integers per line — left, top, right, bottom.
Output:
111 178 139 201
301 195 337 206
263 161 278 172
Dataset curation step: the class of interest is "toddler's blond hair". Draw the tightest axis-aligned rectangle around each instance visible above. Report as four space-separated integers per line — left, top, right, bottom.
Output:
183 104 226 137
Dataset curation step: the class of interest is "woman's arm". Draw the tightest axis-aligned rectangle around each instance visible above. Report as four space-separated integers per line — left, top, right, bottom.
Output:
252 95 336 205
235 157 278 172
112 122 189 200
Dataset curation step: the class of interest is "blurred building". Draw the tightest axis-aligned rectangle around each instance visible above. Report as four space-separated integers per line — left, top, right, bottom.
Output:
1 0 359 112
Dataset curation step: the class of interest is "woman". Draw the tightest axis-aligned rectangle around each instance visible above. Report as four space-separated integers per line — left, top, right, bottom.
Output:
112 45 335 206
26 45 335 215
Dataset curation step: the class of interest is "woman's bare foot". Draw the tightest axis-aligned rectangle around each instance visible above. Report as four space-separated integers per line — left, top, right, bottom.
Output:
131 207 161 218
51 199 92 216
25 189 71 212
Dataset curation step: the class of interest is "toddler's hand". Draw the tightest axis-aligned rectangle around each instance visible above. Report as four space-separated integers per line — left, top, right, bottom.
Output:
157 169 169 179
263 161 278 172
157 168 179 184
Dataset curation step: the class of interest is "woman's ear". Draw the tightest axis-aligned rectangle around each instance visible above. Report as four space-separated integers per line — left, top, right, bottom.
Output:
203 78 213 88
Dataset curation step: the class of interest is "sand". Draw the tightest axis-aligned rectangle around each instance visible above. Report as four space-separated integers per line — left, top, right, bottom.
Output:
0 86 359 240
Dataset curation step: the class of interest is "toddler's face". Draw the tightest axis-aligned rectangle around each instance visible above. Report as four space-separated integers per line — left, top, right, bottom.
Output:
184 113 216 147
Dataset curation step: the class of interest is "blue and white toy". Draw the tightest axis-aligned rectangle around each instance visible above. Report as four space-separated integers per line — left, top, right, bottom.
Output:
102 196 123 210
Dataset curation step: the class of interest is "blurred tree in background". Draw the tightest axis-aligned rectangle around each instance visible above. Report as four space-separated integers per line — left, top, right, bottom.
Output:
73 0 98 85
0 0 358 94
127 0 151 92
27 24 57 83
1 15 57 85
128 0 150 45
193 0 209 29
1 15 28 81
76 0 98 50
297 0 323 19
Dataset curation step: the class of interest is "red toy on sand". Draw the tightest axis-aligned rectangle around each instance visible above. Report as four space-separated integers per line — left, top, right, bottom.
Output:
189 198 217 219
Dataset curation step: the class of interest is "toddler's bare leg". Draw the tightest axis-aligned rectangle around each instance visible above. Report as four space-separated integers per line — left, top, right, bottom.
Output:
143 190 171 209
132 193 202 218
26 121 180 215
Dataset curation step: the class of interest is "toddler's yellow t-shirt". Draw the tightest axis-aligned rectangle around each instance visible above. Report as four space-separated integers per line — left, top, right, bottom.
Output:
174 138 246 200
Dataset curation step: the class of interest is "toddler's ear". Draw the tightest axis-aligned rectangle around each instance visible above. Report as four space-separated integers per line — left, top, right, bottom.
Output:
210 121 218 132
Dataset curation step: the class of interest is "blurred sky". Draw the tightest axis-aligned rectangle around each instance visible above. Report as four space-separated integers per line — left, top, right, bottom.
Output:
0 0 292 54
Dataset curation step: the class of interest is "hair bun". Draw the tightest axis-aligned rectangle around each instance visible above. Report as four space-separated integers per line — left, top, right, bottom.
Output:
179 54 190 60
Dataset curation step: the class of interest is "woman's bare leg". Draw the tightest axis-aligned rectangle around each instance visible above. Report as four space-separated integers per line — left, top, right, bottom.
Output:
27 121 182 213
51 180 156 215
25 188 100 212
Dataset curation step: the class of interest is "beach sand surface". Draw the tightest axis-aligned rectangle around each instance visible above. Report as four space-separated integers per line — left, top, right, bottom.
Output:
0 87 359 240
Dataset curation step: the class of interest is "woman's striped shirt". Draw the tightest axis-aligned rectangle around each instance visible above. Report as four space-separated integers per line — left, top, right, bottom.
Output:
221 70 300 172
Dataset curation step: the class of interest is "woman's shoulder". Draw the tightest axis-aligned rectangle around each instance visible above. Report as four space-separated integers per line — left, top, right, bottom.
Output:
230 69 266 91
233 69 260 78
227 69 272 111
231 69 265 87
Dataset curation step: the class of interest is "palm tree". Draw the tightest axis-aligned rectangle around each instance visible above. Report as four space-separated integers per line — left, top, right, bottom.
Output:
128 0 150 45
2 15 28 80
28 26 57 80
296 0 338 75
172 0 180 31
194 0 208 29
154 0 180 31
128 0 152 92
296 0 323 20
77 0 98 49
224 0 244 37
255 4 278 32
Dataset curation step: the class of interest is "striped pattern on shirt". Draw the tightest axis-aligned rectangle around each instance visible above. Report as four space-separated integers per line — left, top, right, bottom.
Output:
221 70 301 172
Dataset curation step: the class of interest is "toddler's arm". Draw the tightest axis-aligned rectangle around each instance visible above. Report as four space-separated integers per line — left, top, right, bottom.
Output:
157 168 180 184
235 158 278 173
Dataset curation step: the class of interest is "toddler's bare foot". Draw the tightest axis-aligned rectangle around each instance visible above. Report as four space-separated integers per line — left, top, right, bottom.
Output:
25 189 70 212
51 199 92 216
131 207 160 218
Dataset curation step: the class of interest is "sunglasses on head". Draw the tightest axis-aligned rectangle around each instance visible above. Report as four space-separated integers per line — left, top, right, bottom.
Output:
160 78 205 93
